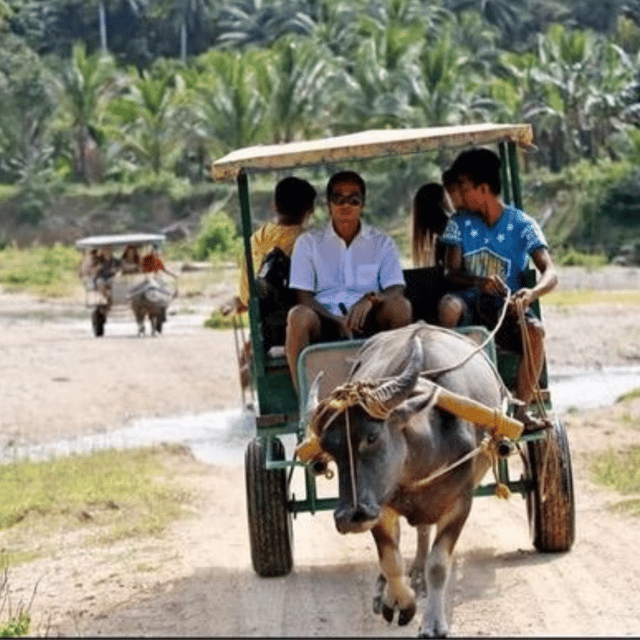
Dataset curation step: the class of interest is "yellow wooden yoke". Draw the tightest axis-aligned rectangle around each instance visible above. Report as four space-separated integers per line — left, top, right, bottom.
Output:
295 379 523 464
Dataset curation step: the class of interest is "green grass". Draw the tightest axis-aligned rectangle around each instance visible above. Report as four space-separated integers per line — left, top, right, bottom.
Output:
204 309 247 329
0 611 30 638
0 244 79 297
591 446 640 515
0 445 197 547
0 557 32 637
545 289 640 306
616 387 640 403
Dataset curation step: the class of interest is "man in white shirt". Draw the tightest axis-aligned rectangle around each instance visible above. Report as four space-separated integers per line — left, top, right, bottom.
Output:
285 170 412 387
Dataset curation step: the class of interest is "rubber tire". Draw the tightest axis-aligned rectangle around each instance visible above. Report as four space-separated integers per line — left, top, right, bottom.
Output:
245 436 293 577
525 417 576 552
92 308 106 337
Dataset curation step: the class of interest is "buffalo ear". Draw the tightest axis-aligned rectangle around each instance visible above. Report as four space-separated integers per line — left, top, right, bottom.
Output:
387 393 434 432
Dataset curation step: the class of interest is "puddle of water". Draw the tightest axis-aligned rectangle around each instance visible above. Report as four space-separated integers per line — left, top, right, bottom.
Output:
6 366 640 468
1 410 257 467
549 365 640 413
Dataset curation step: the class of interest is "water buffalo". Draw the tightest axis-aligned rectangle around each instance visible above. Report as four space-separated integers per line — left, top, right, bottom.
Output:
300 321 511 637
127 279 173 337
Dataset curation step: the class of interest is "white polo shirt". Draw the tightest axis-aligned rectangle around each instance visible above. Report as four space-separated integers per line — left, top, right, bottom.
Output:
289 222 405 316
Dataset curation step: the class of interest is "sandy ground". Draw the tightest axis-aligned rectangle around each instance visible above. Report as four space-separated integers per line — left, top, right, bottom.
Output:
3 266 640 637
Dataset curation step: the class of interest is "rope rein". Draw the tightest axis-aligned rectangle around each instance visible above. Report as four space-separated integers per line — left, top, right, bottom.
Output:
419 287 512 392
344 409 358 508
514 296 552 499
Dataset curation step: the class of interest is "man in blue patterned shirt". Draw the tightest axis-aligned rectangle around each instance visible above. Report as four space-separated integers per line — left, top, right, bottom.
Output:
438 147 558 425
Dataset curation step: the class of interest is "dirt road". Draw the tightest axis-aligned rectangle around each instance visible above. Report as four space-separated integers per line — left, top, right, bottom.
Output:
2 274 640 636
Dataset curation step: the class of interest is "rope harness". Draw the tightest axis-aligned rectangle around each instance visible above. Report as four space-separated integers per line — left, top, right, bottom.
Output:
302 377 512 501
304 381 399 508
298 289 553 502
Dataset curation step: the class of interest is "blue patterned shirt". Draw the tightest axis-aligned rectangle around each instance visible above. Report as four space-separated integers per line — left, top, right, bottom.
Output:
439 205 547 292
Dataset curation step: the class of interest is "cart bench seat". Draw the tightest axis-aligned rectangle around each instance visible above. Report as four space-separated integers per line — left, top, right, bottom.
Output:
252 265 546 421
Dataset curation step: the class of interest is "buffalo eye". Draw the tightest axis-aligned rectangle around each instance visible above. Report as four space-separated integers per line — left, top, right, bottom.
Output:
359 426 383 454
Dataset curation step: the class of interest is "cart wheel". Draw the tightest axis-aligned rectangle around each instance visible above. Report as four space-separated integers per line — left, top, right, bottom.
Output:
524 416 575 552
92 308 106 337
245 436 293 577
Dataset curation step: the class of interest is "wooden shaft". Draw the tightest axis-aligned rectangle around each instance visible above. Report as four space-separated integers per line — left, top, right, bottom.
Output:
434 387 523 439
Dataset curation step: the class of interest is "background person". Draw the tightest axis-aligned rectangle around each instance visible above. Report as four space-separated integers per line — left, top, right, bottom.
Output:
437 147 558 424
120 244 141 274
285 170 412 387
411 182 451 268
141 247 177 279
93 247 120 306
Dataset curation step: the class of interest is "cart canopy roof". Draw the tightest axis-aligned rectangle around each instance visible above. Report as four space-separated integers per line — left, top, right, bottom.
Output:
75 233 166 250
211 123 534 182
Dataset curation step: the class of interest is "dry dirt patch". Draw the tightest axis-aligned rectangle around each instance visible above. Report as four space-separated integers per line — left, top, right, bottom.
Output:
2 269 640 636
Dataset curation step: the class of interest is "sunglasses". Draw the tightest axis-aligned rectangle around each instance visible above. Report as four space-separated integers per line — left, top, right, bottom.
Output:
329 193 363 207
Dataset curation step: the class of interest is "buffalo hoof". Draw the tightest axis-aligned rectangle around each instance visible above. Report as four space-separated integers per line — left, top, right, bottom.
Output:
380 601 416 626
418 621 449 638
373 574 416 626
373 594 382 615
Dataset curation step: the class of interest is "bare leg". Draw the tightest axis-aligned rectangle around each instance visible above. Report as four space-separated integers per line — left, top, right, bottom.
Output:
437 293 466 328
373 293 412 330
285 304 321 392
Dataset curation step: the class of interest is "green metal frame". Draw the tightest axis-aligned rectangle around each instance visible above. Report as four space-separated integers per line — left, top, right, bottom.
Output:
237 135 549 515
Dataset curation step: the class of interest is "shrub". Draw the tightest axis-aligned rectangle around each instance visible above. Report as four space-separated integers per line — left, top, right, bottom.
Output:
556 248 608 268
192 210 240 261
204 309 248 329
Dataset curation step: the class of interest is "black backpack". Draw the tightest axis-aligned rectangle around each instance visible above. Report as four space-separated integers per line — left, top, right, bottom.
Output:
256 247 295 350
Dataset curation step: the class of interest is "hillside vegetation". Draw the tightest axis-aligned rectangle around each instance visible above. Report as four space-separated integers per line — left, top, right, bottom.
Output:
2 0 640 261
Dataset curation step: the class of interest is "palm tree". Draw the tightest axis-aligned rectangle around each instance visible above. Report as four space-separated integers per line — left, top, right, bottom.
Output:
0 31 56 185
52 42 119 183
336 12 425 130
215 0 315 48
254 35 342 142
151 0 219 61
526 24 599 164
445 0 530 42
105 68 185 174
91 0 147 54
188 49 268 154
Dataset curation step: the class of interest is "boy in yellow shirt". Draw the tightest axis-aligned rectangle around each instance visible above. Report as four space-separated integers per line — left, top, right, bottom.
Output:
221 176 316 315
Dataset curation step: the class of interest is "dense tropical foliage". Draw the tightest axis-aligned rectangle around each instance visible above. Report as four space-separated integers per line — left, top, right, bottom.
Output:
3 0 640 256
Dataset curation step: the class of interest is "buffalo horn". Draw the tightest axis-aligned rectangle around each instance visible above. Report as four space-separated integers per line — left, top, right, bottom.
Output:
306 370 324 417
371 336 423 412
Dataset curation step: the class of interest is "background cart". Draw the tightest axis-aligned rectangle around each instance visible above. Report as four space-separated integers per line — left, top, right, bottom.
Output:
76 232 175 336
